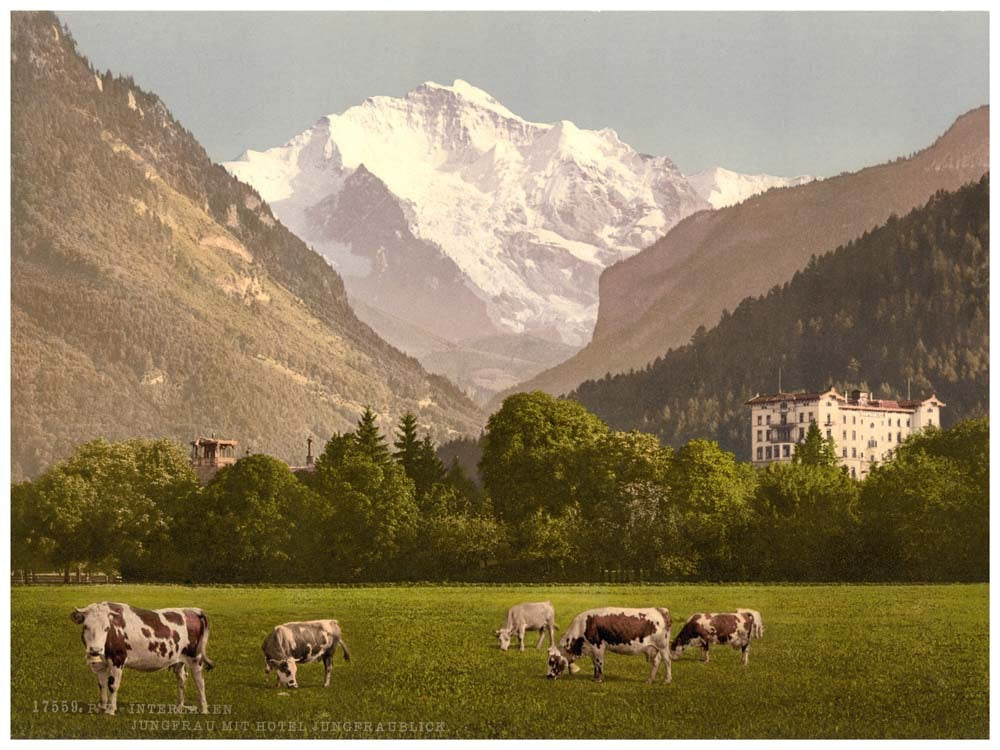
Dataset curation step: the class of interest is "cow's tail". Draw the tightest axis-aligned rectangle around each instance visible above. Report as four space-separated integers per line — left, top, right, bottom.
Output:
197 611 215 671
338 637 351 662
656 607 672 632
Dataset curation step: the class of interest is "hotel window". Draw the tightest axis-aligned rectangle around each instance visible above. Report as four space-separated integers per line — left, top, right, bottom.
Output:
799 413 804 423
853 416 856 425
757 415 762 425
757 447 763 460
852 448 857 458
766 446 772 459
887 433 892 442
798 428 804 440
766 415 771 425
897 432 901 442
842 431 847 440
783 445 790 457
757 430 762 442
897 418 901 427
907 418 910 427
809 412 814 421
826 429 832 438
852 431 856 440
843 415 847 424
842 448 847 458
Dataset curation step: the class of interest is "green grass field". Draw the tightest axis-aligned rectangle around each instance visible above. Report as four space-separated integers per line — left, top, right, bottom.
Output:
10 583 988 739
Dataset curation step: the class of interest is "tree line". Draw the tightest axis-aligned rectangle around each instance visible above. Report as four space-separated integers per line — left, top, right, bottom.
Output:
11 393 987 584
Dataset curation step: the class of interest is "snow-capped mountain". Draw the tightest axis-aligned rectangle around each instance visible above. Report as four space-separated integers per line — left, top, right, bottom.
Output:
225 80 710 348
686 167 814 209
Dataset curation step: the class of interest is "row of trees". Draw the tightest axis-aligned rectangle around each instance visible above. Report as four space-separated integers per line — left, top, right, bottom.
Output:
11 393 988 583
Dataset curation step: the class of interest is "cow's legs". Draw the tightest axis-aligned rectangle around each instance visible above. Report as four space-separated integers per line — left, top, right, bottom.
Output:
741 641 750 667
647 650 662 683
702 642 710 663
662 648 672 684
518 624 526 652
323 650 333 688
95 668 109 712
190 662 208 714
536 627 547 650
592 645 605 682
106 665 123 715
172 663 187 709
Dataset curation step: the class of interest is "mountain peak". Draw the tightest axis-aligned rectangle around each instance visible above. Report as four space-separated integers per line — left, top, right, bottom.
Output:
685 167 814 209
225 79 708 350
415 79 521 121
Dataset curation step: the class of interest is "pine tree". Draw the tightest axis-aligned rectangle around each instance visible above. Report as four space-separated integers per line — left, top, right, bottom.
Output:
393 412 421 468
793 422 838 467
393 412 446 504
355 406 390 463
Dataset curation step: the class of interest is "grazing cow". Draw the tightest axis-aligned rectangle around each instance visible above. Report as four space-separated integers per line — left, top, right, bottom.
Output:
670 608 763 666
546 607 672 684
71 601 214 715
262 620 350 688
495 601 558 652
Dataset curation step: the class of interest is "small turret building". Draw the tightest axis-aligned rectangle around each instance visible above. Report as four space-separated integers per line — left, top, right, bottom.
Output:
189 436 238 484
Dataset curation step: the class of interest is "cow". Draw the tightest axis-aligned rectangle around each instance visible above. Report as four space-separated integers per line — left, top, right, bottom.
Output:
71 601 214 715
495 601 558 652
670 608 763 666
546 607 672 684
262 620 350 688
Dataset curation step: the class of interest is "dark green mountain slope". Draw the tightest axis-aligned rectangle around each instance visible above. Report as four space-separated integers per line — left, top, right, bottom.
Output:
570 177 989 458
11 12 483 478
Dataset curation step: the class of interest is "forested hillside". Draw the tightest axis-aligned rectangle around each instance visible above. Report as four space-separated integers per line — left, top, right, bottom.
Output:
570 177 989 458
11 12 483 478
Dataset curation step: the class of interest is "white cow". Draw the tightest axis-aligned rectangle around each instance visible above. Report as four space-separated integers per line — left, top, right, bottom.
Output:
71 601 214 715
495 601 558 652
547 607 672 683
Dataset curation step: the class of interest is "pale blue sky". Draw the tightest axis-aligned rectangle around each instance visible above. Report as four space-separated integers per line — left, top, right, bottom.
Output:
60 11 988 177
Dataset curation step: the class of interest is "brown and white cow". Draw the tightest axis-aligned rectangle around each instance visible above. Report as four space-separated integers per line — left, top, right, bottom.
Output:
547 607 672 684
495 601 558 652
670 608 763 666
71 601 215 715
262 620 350 688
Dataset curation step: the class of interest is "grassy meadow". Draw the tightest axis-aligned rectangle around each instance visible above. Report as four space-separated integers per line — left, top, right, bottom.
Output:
10 583 988 739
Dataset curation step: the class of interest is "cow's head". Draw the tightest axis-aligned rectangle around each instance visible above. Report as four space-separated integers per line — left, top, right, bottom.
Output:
274 658 299 688
495 628 512 651
546 646 569 680
670 624 696 660
71 603 114 666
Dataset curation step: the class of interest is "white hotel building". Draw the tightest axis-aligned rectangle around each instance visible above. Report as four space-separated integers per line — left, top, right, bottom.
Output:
746 387 944 478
